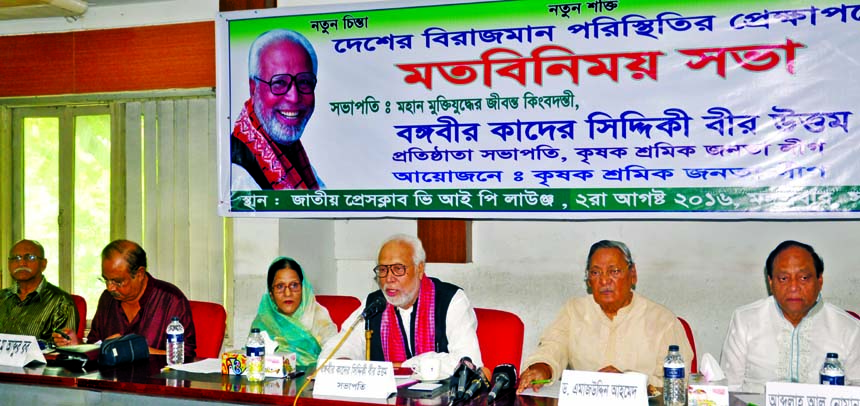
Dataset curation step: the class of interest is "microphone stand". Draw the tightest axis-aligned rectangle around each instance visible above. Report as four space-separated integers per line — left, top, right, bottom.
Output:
364 317 373 361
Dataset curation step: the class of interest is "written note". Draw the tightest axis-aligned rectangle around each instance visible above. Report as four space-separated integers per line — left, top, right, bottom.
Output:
313 359 396 399
558 370 647 406
0 334 46 368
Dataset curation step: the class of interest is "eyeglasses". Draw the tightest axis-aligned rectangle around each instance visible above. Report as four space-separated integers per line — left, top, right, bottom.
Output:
8 254 42 262
373 264 408 278
254 72 317 95
98 276 130 289
587 267 628 280
272 281 302 294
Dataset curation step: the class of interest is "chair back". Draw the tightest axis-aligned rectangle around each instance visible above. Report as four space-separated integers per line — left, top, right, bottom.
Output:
475 307 524 372
189 300 227 359
677 316 698 373
70 294 87 340
847 309 860 320
316 295 362 331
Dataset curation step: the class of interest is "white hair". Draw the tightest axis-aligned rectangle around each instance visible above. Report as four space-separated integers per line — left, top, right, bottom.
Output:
381 234 426 265
248 29 318 79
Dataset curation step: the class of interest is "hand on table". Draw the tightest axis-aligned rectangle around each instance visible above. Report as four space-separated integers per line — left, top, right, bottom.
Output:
517 362 553 393
598 365 623 374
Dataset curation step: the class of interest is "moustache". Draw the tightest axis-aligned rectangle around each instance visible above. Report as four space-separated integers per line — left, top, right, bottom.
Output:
12 267 33 274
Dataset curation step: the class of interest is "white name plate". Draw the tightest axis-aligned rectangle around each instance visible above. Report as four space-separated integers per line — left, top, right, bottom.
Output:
313 359 396 399
559 370 648 406
0 334 45 368
766 381 860 405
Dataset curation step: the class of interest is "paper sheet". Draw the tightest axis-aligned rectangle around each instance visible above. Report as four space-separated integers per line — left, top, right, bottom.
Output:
519 381 561 399
162 358 222 373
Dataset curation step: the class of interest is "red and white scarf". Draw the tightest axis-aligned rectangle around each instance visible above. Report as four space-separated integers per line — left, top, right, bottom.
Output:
232 99 319 190
380 276 436 362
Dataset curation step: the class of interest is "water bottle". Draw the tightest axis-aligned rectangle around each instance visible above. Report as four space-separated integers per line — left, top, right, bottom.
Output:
663 344 687 406
166 316 185 366
246 328 266 382
820 353 845 385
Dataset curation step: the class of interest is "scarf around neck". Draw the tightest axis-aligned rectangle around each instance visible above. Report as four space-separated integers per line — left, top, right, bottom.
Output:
380 275 436 362
232 99 319 190
250 276 335 367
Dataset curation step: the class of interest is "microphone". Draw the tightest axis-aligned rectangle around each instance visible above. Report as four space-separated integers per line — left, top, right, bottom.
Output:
460 367 489 402
451 356 476 398
487 364 517 403
361 296 386 319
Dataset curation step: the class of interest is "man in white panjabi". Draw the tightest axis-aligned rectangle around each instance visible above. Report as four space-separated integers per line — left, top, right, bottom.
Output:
721 240 860 393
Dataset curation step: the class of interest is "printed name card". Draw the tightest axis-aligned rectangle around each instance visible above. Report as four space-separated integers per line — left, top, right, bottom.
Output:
558 370 648 406
766 381 860 405
0 334 46 368
313 360 396 399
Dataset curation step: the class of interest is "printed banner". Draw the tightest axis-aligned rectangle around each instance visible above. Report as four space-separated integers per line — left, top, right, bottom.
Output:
216 0 860 218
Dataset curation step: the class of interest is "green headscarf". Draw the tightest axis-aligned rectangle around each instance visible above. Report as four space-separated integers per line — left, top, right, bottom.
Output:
250 257 336 367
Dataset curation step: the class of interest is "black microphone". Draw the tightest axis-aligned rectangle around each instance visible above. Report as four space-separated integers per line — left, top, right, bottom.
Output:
361 296 386 319
487 364 517 403
451 356 476 398
460 367 489 402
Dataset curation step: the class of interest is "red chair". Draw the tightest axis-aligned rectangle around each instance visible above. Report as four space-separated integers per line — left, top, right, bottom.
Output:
70 294 87 340
316 295 362 331
475 307 524 372
677 316 698 374
189 300 227 359
847 309 860 320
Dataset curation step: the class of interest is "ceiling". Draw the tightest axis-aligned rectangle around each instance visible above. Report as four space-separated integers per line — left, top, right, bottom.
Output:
0 0 171 21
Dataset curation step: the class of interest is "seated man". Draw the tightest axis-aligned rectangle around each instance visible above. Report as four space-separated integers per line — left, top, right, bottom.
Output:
317 234 482 374
721 240 860 392
0 239 78 341
518 240 692 392
54 239 196 358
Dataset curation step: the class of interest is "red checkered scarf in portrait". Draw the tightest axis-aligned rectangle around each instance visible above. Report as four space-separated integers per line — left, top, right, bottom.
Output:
380 275 436 363
232 99 319 190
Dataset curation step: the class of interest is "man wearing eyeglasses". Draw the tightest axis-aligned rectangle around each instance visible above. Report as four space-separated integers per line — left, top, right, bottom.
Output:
0 239 78 341
317 234 483 375
231 28 324 190
53 239 196 358
518 240 692 392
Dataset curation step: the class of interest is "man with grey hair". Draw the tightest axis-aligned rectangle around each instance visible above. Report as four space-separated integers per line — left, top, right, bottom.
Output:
317 234 483 375
518 240 692 391
231 28 324 190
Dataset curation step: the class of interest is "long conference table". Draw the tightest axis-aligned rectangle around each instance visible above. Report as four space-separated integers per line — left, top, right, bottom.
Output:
0 356 752 406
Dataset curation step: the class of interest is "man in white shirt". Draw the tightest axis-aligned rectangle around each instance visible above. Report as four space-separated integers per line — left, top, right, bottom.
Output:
317 234 482 375
517 240 692 391
721 240 860 393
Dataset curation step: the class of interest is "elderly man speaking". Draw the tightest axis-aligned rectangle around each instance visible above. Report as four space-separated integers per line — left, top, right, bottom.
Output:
317 234 483 375
518 240 692 391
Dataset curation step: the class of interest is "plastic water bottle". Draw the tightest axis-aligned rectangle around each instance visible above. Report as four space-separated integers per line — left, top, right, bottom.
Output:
663 344 687 406
820 353 845 385
246 328 266 382
166 316 185 366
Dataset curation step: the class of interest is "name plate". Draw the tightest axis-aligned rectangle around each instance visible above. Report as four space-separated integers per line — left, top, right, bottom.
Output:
559 370 647 406
313 359 396 399
0 334 46 368
766 381 860 405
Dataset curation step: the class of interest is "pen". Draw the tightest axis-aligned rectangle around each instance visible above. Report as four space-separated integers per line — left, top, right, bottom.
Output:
530 379 552 385
287 370 305 379
54 327 71 340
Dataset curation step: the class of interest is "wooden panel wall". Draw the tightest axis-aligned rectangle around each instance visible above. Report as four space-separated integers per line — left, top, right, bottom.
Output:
0 22 215 97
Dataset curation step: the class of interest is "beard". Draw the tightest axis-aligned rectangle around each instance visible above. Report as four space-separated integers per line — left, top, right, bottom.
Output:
383 279 421 308
253 97 314 146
